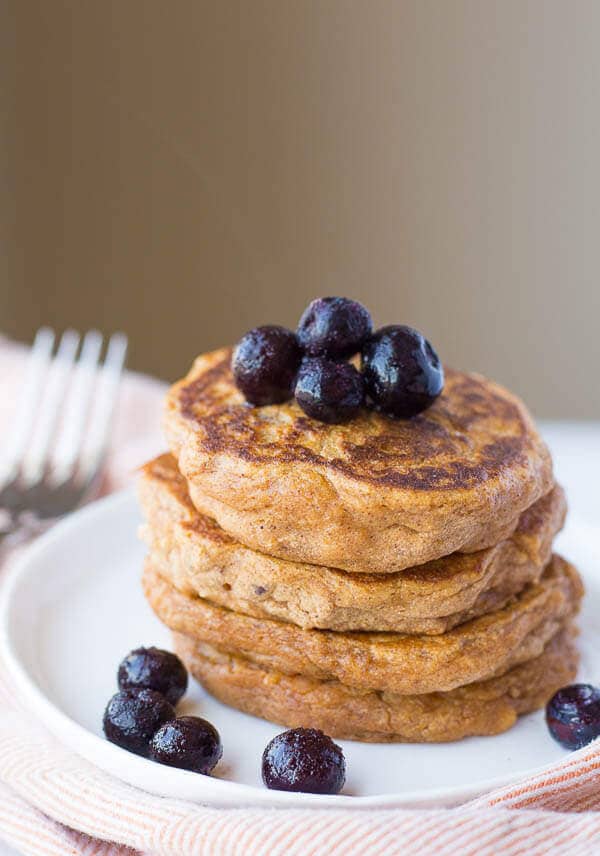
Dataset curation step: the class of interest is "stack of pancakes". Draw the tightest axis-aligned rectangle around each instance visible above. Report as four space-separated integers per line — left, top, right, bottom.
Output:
140 348 583 742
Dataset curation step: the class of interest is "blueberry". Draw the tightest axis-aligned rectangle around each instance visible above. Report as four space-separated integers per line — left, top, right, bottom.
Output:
297 297 372 358
361 325 444 418
295 357 365 424
118 647 188 706
150 716 223 774
262 727 346 794
232 325 302 405
103 689 175 757
546 684 600 750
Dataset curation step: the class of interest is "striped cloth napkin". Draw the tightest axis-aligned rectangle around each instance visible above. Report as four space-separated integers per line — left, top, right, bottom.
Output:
0 336 599 856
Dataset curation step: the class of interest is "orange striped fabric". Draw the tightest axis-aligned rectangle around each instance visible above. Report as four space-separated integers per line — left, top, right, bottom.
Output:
0 716 598 856
0 337 599 856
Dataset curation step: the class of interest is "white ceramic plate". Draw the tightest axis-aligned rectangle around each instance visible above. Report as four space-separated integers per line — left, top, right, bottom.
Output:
0 490 598 809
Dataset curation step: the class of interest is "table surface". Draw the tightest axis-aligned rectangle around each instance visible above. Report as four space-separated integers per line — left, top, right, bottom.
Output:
0 421 597 854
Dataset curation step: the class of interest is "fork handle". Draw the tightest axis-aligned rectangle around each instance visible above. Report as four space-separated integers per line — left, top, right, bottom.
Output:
0 526 15 545
0 520 21 554
0 529 13 559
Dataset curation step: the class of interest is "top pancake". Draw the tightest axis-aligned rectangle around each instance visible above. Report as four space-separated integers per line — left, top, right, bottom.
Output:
165 348 554 573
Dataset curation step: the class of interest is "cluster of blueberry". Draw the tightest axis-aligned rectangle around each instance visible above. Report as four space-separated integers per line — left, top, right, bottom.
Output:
232 296 444 424
103 646 346 793
546 683 600 750
103 646 222 774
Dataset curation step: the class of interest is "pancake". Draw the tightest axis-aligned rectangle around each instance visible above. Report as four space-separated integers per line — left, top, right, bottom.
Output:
173 625 580 743
139 454 566 633
143 554 583 695
164 348 554 573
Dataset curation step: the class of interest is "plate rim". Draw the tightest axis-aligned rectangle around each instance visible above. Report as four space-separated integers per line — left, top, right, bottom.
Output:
0 488 581 809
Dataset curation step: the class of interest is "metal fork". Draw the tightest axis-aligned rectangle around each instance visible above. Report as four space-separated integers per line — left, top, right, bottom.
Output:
0 328 128 544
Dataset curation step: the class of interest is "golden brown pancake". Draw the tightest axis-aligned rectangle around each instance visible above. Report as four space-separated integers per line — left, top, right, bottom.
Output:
164 348 554 573
143 554 583 695
139 454 566 633
173 625 580 743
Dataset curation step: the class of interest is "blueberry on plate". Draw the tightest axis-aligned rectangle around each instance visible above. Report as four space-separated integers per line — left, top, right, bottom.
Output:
297 297 372 358
295 357 365 424
546 684 600 750
361 325 444 418
103 689 175 757
262 727 346 794
232 325 302 406
118 646 188 706
151 716 223 774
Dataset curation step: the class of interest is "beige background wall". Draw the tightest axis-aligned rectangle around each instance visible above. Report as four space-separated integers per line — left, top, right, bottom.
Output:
2 1 600 417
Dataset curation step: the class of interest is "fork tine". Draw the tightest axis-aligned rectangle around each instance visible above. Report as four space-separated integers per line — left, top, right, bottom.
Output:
49 330 104 486
78 332 128 485
0 327 55 486
20 329 80 486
